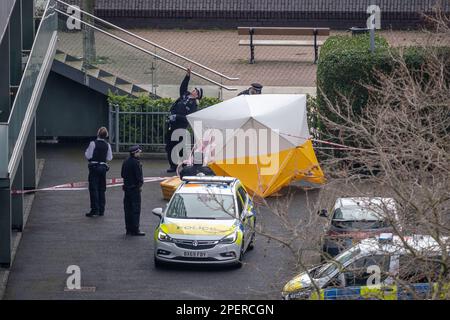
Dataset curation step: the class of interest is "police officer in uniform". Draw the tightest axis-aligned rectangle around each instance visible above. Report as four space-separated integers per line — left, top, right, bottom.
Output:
85 127 113 217
121 145 145 236
166 68 203 173
238 83 263 96
179 151 216 179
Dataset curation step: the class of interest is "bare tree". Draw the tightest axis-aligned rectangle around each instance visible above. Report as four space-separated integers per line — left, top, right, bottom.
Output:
308 12 450 299
178 11 449 300
235 11 450 300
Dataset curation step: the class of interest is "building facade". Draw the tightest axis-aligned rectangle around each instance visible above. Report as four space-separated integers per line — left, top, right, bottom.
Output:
64 0 449 29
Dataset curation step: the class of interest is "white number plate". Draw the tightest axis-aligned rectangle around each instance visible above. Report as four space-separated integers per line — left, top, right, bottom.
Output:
183 251 207 258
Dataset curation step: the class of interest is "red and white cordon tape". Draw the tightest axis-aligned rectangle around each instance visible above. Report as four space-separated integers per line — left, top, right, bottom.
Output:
11 137 373 195
11 176 168 195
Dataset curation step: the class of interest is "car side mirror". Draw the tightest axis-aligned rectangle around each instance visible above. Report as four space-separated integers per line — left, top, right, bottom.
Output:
244 210 254 220
152 208 163 218
318 209 328 218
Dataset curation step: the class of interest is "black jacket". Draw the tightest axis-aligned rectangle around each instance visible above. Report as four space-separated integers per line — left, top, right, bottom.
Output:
121 156 143 190
169 75 198 129
237 88 251 96
179 165 216 179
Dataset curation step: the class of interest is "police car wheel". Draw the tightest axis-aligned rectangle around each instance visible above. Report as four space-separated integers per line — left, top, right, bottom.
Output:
154 256 163 269
247 233 255 251
234 244 244 268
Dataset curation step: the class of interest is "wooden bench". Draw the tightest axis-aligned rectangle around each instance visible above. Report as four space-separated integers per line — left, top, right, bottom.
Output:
238 27 330 64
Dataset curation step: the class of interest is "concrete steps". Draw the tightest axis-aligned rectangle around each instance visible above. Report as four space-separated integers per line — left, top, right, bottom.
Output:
52 49 156 98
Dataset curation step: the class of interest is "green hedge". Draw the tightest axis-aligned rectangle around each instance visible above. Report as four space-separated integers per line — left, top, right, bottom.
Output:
107 92 221 112
107 92 221 152
316 34 390 129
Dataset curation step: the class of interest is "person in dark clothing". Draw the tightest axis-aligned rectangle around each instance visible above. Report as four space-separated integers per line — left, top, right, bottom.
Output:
179 151 216 179
238 83 263 96
121 145 145 236
85 127 113 217
165 68 202 173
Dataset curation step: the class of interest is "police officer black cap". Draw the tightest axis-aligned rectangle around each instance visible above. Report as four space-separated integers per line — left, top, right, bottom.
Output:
251 83 263 92
129 145 142 154
194 87 203 100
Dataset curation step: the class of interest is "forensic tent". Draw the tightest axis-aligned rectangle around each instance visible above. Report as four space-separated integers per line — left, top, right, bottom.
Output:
186 94 325 197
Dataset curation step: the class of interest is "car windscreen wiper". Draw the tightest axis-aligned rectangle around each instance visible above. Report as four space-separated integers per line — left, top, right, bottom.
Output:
188 217 217 220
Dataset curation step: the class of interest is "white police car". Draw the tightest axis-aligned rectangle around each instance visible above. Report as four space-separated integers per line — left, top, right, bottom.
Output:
152 176 256 267
283 233 449 300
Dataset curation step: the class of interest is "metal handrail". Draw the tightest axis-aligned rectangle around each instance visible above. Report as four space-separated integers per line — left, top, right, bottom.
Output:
4 0 58 178
55 9 238 91
55 0 239 81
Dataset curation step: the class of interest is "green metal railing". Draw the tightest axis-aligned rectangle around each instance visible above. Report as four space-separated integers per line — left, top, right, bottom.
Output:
109 105 170 153
0 0 57 179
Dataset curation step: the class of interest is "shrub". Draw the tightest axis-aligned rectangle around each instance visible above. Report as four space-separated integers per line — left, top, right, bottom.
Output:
107 93 221 112
107 92 221 152
317 34 390 130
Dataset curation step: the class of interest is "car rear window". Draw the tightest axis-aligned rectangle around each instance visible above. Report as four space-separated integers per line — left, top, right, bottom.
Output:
333 206 383 221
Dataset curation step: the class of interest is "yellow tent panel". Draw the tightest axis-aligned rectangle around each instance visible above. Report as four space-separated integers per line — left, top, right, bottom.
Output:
209 140 324 197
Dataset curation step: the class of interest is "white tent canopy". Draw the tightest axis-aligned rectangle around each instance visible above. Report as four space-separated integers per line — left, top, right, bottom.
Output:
187 94 310 160
186 94 325 197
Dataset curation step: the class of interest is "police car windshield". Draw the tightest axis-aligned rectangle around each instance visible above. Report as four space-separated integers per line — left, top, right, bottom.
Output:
166 193 236 220
315 247 361 279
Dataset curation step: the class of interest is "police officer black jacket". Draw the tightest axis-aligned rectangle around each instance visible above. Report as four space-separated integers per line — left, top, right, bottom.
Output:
121 156 143 190
169 75 198 129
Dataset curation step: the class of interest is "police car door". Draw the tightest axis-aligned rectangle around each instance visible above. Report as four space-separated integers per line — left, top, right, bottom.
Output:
236 185 250 250
343 254 395 300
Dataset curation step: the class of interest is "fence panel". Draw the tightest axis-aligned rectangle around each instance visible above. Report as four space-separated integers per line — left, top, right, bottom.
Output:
109 104 170 153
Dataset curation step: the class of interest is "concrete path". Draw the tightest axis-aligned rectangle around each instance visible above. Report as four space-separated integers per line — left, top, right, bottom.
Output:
4 143 318 300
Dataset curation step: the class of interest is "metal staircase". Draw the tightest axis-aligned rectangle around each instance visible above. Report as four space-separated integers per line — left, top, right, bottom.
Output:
1 0 57 267
52 0 239 99
53 49 153 97
0 0 239 267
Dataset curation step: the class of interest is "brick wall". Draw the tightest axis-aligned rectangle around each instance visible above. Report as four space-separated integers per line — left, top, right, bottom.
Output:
64 0 450 29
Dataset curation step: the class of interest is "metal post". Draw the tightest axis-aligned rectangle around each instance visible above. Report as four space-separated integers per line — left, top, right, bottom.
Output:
313 29 319 64
21 0 36 51
219 77 223 100
0 185 12 268
370 28 376 53
9 0 23 90
23 118 36 190
115 104 120 153
152 45 158 96
249 28 255 64
108 102 113 146
0 26 10 122
12 158 23 231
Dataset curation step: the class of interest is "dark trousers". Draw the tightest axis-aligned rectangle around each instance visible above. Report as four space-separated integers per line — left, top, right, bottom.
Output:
165 125 188 169
124 188 141 233
88 164 107 214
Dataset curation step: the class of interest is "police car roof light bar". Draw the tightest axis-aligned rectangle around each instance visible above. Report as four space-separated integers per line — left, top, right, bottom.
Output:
182 176 236 184
378 233 394 243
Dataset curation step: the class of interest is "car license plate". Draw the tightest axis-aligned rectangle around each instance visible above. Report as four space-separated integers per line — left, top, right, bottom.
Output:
183 251 207 258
